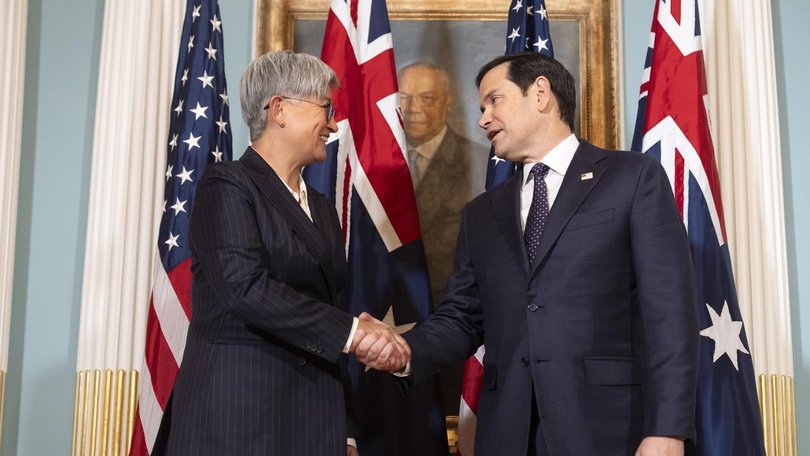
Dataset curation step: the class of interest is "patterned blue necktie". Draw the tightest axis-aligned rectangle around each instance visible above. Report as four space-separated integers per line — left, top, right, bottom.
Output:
524 163 550 265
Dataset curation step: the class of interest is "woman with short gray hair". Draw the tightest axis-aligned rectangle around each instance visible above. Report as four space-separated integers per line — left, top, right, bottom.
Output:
162 50 408 456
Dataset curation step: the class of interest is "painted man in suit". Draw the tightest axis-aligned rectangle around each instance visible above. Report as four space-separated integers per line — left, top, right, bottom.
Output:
162 51 408 456
398 62 488 415
364 52 700 455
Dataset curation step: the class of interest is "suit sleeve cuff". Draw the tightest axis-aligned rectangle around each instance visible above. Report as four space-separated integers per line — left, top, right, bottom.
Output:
343 317 359 353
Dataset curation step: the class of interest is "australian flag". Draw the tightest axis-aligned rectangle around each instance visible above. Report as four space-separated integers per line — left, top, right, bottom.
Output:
302 0 447 454
631 1 765 454
457 1 555 455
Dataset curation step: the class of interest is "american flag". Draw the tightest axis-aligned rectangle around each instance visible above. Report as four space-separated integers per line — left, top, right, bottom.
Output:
302 0 447 454
484 0 554 189
129 1 232 454
631 1 765 454
456 1 554 454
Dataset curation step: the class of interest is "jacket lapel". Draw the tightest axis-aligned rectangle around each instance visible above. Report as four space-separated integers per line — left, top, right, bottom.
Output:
238 148 338 294
529 141 606 277
492 173 531 274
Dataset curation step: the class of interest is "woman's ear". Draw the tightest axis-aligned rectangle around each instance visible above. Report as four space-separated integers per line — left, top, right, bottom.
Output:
266 96 286 128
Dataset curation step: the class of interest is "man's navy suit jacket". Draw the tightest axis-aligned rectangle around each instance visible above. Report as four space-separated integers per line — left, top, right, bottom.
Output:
404 140 700 455
163 148 355 456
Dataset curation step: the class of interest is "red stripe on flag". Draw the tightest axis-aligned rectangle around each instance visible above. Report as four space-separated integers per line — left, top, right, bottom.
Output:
342 160 352 243
144 301 180 407
674 149 685 218
460 355 484 414
672 0 681 24
129 418 148 456
350 0 359 27
165 259 193 319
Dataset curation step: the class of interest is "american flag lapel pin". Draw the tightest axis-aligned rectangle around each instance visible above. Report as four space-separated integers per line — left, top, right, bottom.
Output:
580 172 593 180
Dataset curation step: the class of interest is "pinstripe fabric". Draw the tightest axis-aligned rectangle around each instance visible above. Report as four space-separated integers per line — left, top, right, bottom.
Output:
163 147 355 455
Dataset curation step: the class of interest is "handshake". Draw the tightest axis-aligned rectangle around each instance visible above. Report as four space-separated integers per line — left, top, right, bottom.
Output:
348 312 411 373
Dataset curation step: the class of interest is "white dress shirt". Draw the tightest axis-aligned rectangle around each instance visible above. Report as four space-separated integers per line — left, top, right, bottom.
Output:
520 134 580 232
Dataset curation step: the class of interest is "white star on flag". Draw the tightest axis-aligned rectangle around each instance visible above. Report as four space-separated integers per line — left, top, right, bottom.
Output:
165 164 173 181
508 27 521 44
164 232 180 251
183 132 202 150
527 5 533 15
212 146 223 162
216 116 228 133
536 6 548 20
211 15 222 32
219 91 229 105
198 71 214 88
187 35 195 53
512 0 523 13
181 69 188 86
176 166 194 185
162 199 167 213
533 37 549 52
169 133 178 150
170 198 188 215
174 99 184 116
190 102 209 120
191 4 201 22
205 42 218 60
490 155 506 165
699 302 750 371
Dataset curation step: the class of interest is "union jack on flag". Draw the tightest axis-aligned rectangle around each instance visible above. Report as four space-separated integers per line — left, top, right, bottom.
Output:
129 1 232 454
457 1 554 454
631 1 765 454
302 0 447 454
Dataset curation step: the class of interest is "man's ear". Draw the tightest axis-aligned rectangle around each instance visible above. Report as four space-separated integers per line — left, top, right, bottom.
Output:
533 76 552 112
266 95 286 128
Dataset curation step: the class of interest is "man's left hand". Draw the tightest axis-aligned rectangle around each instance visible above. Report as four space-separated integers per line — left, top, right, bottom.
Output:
635 436 684 456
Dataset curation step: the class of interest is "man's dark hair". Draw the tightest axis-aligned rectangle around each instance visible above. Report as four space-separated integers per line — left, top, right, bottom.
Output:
475 52 576 131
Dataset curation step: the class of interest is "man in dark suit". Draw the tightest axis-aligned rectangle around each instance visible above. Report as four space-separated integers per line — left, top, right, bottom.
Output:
399 62 488 415
366 53 699 455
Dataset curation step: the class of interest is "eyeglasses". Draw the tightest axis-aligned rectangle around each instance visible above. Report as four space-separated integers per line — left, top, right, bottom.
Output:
399 92 441 108
264 96 335 121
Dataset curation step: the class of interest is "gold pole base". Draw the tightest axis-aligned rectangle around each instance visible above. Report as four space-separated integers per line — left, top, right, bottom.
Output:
72 369 139 456
758 374 797 456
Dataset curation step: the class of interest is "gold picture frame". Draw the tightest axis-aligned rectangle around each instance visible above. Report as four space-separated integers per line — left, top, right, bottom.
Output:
256 0 619 149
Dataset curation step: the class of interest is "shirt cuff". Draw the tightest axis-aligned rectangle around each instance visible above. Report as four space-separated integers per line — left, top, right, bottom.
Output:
347 437 357 448
343 317 359 353
392 361 412 377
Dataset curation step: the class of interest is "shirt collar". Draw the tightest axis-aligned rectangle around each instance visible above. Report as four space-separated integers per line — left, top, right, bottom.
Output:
281 173 307 203
522 133 579 187
408 125 448 163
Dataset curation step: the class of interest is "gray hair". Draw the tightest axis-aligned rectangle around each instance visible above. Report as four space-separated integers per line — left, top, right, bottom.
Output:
397 61 452 94
240 50 339 140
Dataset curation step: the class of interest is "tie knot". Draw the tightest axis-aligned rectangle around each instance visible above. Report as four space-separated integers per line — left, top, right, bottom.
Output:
531 163 550 178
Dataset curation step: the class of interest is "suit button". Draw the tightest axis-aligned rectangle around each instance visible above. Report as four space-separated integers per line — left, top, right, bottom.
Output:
297 356 307 367
521 357 529 367
527 303 539 312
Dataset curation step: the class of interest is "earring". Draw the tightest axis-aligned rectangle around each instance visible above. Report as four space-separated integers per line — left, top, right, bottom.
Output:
280 122 286 128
